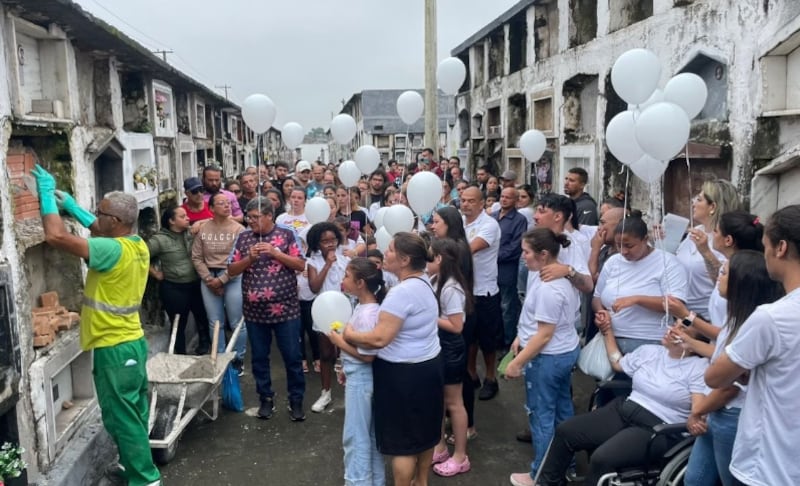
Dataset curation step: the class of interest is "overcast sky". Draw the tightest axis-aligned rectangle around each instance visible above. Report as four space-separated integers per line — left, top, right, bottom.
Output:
73 0 519 131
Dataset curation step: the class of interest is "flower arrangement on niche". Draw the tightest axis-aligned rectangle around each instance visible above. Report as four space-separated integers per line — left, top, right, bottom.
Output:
0 442 26 483
155 91 169 122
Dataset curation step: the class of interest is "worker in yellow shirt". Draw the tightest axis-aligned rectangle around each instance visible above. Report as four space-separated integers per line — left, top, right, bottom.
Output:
33 165 160 486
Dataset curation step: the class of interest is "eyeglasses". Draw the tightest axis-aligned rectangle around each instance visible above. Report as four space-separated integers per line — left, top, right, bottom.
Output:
189 188 204 195
95 209 119 221
232 189 242 194
246 213 266 221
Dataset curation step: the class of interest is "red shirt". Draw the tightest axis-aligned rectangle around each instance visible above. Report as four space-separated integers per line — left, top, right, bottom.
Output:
182 202 213 224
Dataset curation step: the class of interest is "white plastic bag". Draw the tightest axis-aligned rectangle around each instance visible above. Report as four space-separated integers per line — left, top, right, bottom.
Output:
578 334 614 381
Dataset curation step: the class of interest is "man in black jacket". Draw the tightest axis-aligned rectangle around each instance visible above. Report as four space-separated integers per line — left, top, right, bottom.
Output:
563 167 598 226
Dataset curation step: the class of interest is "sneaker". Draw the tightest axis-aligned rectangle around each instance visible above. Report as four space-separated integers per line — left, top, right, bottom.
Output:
231 358 245 377
289 400 306 421
311 389 332 413
509 472 535 486
257 398 275 419
516 428 532 443
478 379 499 400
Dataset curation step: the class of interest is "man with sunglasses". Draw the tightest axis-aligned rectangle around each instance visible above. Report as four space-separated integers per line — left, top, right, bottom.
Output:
181 177 213 224
32 164 161 486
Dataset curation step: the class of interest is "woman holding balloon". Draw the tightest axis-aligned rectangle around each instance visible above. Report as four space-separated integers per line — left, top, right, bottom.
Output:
344 232 442 486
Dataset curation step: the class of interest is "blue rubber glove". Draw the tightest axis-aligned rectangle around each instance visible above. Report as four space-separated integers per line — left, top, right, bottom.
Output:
55 190 96 228
31 164 57 215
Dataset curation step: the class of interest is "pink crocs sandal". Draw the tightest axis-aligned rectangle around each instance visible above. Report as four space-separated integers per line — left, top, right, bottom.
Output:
431 448 450 465
433 456 471 477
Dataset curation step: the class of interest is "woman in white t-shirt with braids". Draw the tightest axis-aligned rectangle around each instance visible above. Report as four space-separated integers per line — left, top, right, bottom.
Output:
507 228 581 486
594 217 689 354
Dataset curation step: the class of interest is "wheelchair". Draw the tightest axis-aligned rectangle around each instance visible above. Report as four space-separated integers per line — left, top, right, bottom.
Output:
585 381 697 486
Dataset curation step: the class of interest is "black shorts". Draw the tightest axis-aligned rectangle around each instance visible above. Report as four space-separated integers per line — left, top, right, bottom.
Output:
373 355 444 455
439 332 466 385
473 293 503 353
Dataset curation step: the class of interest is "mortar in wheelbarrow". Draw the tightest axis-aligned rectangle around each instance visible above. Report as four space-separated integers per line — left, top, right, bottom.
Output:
146 351 236 408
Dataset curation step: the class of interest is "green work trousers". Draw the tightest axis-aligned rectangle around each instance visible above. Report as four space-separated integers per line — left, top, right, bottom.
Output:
93 337 161 486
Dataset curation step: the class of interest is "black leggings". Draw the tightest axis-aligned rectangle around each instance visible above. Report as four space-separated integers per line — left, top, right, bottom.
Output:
299 300 320 362
159 279 210 355
538 397 670 486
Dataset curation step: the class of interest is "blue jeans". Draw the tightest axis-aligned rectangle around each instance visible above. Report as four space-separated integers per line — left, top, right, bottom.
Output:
517 259 528 296
615 337 660 355
247 318 305 404
199 270 247 359
342 361 385 486
685 407 741 486
525 346 580 478
500 283 522 347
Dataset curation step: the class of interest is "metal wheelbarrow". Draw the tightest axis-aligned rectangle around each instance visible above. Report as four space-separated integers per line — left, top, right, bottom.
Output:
147 317 243 464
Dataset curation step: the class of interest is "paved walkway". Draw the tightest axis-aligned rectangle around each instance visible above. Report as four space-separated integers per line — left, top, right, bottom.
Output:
157 343 594 486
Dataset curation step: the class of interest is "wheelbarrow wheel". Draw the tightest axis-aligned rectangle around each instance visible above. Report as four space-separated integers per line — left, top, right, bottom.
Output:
150 403 180 465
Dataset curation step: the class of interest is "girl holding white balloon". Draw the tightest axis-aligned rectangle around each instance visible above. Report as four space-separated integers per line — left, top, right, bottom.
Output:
327 257 387 486
306 222 351 413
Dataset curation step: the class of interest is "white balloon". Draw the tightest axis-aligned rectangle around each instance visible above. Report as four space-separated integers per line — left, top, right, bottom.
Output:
355 145 381 175
311 291 353 333
330 114 357 145
663 73 708 119
241 94 276 134
606 111 645 165
375 226 392 252
634 102 690 161
305 196 330 225
338 160 361 187
281 122 304 150
406 172 443 215
383 205 414 236
611 49 662 105
519 130 547 161
437 57 467 96
373 207 388 229
629 155 668 184
396 91 424 125
627 88 663 112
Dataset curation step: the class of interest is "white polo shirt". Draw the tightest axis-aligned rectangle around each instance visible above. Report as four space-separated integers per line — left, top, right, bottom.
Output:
463 211 501 296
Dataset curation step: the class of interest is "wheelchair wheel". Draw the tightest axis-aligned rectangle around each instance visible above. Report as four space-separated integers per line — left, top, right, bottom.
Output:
656 444 692 486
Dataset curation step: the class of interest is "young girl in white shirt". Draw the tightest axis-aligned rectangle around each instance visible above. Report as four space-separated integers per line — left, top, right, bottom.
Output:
507 228 581 486
307 222 350 413
428 238 473 477
328 258 387 486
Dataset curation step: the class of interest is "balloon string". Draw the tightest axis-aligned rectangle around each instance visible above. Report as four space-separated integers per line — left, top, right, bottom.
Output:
257 132 263 243
686 150 693 229
614 166 630 302
658 175 672 327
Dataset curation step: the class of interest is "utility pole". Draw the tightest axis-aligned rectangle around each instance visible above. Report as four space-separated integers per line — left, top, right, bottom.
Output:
424 0 438 152
215 85 232 100
152 49 173 62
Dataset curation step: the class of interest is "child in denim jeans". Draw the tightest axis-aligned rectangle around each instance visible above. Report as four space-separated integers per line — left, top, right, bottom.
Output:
328 258 387 486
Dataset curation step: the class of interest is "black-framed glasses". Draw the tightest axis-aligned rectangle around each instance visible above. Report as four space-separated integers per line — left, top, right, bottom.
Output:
189 188 204 195
95 209 119 221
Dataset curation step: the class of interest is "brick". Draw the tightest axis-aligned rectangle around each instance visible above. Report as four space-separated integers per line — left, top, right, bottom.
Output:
32 306 58 316
68 312 81 325
33 334 54 347
48 316 60 334
33 315 52 335
55 306 68 315
56 314 73 331
40 292 59 308
16 210 40 222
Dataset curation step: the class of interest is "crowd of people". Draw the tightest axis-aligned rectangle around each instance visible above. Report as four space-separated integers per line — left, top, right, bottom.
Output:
35 149 800 486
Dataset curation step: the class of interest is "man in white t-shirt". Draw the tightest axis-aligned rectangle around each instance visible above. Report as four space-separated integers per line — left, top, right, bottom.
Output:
460 187 503 400
705 205 800 486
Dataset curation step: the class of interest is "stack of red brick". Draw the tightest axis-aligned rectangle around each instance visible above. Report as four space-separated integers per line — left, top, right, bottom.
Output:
32 291 80 348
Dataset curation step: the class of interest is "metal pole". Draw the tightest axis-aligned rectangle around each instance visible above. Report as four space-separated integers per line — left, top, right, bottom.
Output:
424 0 438 153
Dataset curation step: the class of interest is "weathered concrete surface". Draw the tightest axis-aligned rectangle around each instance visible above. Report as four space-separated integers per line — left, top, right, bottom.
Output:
157 343 595 486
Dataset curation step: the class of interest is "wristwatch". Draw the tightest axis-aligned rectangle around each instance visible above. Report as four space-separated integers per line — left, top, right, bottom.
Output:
682 311 697 327
565 266 577 280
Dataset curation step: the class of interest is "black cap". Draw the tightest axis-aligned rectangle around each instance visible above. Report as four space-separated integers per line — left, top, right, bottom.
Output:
183 177 203 191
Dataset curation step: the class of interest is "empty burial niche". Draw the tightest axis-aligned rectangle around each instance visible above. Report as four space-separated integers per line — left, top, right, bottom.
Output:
608 0 653 33
474 43 485 86
533 2 559 60
562 74 599 142
509 13 527 74
488 28 505 80
569 0 598 48
507 94 527 146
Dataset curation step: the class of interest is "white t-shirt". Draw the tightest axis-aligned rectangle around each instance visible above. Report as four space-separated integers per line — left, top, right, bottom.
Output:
595 249 688 341
343 303 380 365
377 276 441 363
725 289 800 486
578 224 598 242
439 278 466 320
621 344 707 424
518 276 580 355
382 270 399 290
463 211 501 296
276 212 310 236
675 227 725 319
307 251 349 293
706 325 746 409
707 273 727 328
297 263 316 301
518 206 535 231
